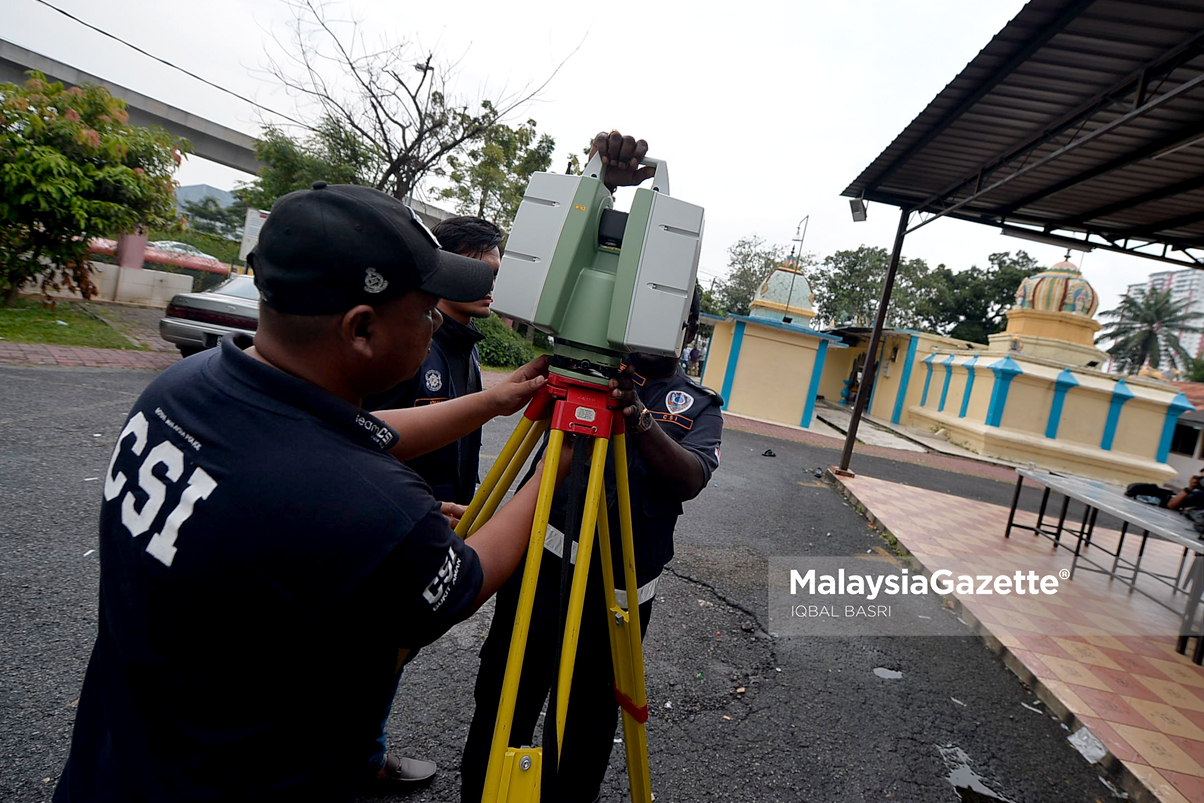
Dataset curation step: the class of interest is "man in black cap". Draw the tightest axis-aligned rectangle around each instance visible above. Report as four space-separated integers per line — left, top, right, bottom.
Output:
52 181 562 803
364 216 505 506
358 216 503 785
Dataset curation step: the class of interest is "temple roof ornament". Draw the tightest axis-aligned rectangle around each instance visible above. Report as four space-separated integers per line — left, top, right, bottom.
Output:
749 259 816 321
1013 256 1098 319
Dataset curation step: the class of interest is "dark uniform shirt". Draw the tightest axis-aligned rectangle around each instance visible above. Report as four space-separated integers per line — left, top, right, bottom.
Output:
55 335 482 803
363 316 485 504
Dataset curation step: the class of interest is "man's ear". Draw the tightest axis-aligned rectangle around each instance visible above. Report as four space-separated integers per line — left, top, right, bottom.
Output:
341 305 377 358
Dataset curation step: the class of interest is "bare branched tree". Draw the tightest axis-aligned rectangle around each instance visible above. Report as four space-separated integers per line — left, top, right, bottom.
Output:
263 0 558 201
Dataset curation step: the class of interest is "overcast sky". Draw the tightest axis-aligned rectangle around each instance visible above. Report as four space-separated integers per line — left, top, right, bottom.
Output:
1 0 1174 310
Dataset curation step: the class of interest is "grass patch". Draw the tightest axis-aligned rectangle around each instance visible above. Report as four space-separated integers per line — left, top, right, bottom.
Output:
0 298 142 350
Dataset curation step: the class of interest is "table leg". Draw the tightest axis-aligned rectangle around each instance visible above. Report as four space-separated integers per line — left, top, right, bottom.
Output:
1131 531 1149 592
1178 547 1190 595
1005 474 1023 539
1070 510 1087 581
1111 522 1129 578
1036 487 1051 533
1054 495 1070 547
1084 507 1098 548
1178 555 1202 657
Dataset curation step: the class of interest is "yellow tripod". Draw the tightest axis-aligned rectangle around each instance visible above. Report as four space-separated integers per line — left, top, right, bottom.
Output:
455 368 653 803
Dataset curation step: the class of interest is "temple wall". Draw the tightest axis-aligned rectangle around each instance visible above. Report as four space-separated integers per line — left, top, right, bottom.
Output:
701 316 838 428
906 348 1191 485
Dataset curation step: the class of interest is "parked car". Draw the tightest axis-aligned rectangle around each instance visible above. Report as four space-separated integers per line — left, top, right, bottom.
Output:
149 241 218 261
159 275 259 357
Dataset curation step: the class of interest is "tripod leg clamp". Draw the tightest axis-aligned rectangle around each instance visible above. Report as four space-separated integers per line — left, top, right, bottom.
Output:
613 685 649 724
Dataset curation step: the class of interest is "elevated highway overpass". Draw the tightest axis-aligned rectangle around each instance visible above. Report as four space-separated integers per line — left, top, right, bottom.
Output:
0 38 261 175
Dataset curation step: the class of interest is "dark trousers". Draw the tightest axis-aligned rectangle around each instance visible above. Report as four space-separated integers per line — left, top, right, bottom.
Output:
460 549 653 803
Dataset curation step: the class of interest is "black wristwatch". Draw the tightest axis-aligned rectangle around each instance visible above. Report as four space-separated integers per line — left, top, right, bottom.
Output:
632 401 654 434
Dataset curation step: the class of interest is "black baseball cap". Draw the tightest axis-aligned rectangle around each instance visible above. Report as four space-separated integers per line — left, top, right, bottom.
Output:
249 182 495 315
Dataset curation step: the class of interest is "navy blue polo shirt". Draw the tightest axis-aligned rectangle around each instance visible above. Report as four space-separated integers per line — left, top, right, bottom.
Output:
55 335 482 803
363 315 485 504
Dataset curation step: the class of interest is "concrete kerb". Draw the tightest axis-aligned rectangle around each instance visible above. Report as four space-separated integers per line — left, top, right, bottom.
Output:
824 467 1154 803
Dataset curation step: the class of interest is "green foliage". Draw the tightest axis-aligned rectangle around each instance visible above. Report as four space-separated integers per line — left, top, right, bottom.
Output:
1098 287 1204 373
915 251 1044 342
0 72 186 304
476 313 537 368
235 120 375 211
810 245 931 328
713 235 788 317
0 297 141 348
1185 355 1204 383
436 119 555 230
181 196 246 238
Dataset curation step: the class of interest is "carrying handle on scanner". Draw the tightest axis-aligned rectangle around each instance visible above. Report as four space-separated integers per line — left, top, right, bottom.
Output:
584 152 669 195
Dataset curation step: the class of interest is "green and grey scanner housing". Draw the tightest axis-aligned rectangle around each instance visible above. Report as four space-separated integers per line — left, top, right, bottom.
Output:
490 153 705 370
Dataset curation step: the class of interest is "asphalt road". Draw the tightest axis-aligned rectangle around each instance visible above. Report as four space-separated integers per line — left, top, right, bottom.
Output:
0 363 1125 803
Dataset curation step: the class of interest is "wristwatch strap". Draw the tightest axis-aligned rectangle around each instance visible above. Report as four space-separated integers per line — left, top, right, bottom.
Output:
632 403 654 434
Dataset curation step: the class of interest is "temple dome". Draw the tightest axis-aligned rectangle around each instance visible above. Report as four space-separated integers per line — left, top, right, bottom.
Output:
749 260 816 321
1013 259 1098 318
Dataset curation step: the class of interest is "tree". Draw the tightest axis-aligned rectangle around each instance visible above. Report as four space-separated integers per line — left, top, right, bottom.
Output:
263 0 557 203
810 246 930 328
235 120 372 210
181 197 246 238
0 72 185 305
700 284 724 318
916 250 1043 342
1097 287 1204 374
1185 355 1204 383
436 119 555 230
713 235 788 317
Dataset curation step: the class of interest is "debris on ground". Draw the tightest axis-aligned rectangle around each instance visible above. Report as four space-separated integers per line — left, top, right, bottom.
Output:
1068 727 1108 764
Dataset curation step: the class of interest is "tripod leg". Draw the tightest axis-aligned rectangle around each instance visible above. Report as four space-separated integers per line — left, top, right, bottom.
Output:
457 415 538 538
482 428 565 803
611 433 652 803
468 419 550 537
595 500 649 803
553 435 611 756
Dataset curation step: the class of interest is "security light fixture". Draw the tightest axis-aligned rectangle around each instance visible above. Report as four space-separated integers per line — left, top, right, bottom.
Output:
850 197 868 222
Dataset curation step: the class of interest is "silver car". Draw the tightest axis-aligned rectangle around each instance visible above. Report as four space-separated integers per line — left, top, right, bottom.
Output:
159 275 259 357
149 241 218 261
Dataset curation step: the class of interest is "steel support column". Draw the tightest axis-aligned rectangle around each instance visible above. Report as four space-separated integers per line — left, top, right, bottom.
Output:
838 207 910 472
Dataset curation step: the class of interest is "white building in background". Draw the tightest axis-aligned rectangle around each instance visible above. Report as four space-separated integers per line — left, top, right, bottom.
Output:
1125 269 1204 366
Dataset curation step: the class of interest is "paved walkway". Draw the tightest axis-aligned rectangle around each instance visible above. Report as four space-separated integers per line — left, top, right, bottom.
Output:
86 301 178 353
0 300 180 369
833 472 1204 803
0 342 179 369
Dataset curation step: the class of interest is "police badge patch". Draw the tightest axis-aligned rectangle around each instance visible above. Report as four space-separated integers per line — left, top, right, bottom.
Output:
425 370 443 392
364 267 388 294
666 390 694 414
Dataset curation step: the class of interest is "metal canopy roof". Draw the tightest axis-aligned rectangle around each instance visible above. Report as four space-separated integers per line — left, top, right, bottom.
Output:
842 0 1204 268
